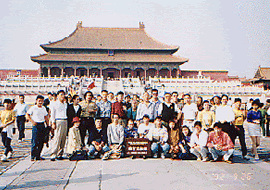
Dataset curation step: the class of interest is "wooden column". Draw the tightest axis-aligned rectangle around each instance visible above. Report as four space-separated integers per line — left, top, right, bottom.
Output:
74 68 77 76
100 68 103 78
119 68 122 78
61 67 64 76
48 67 51 77
87 68 90 77
169 68 172 78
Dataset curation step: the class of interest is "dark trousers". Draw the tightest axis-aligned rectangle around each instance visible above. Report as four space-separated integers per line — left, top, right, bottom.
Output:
266 117 270 136
31 123 45 159
235 125 247 156
16 116 26 140
101 117 111 131
80 117 95 146
220 122 237 144
1 132 13 156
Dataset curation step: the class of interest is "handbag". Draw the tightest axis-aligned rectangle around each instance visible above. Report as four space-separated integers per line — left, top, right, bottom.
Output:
69 149 88 161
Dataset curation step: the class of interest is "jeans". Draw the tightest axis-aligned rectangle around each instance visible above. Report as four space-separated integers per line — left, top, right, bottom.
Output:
31 123 45 159
235 125 247 156
209 147 234 161
190 146 208 159
151 142 170 155
16 116 26 140
88 144 110 156
1 132 12 156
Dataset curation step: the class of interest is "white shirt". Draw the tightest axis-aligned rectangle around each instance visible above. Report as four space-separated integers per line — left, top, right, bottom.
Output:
138 123 155 134
215 105 235 122
74 105 80 113
182 103 198 120
27 105 48 123
13 102 29 116
136 102 156 121
50 100 68 122
267 107 270 115
157 102 181 115
190 130 208 147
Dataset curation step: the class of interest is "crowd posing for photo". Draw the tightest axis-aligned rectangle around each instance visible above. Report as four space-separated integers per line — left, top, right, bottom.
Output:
1 89 270 163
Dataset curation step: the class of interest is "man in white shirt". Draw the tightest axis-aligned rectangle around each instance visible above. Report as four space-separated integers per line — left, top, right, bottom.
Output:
147 116 170 159
13 94 29 142
190 121 209 161
182 94 198 131
137 114 155 138
136 92 156 121
26 95 49 161
265 99 270 137
50 90 68 161
215 94 236 143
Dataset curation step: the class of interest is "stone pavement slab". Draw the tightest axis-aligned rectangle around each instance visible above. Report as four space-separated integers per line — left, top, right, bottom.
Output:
4 160 76 190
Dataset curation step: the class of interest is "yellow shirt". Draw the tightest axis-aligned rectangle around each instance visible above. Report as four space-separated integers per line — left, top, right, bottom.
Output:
0 110 15 125
79 100 97 118
233 109 244 125
198 110 215 129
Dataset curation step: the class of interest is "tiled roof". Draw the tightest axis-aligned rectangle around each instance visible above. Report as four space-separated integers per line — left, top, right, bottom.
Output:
254 67 270 80
31 54 188 64
41 25 179 51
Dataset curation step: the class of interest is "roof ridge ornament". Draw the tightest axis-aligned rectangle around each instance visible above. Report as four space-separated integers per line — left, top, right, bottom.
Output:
77 21 82 28
139 22 145 29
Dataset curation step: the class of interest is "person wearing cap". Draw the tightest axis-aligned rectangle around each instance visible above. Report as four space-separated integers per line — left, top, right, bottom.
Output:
87 118 109 159
137 114 155 138
66 117 84 155
136 91 156 122
0 99 16 162
13 94 29 142
147 116 170 159
50 90 68 161
182 93 198 132
246 99 262 160
158 92 182 128
207 122 234 164
26 95 49 161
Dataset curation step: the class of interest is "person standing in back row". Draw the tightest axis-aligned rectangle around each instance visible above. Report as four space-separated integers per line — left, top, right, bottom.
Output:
50 90 68 161
13 94 29 142
26 95 49 161
80 91 98 146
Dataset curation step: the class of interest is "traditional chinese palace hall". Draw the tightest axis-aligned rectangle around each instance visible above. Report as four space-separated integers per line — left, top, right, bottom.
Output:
31 21 189 79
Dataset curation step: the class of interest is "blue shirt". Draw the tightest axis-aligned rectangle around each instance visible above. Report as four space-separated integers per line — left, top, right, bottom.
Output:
97 100 111 118
247 110 262 122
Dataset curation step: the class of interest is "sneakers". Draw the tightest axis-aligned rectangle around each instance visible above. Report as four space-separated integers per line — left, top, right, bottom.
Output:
153 153 158 158
7 152 13 159
161 153 165 159
102 153 109 160
1 155 8 162
202 157 208 162
50 157 56 161
18 140 22 143
224 160 232 164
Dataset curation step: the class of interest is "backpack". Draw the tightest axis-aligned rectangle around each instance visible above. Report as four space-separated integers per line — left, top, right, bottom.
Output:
69 150 88 161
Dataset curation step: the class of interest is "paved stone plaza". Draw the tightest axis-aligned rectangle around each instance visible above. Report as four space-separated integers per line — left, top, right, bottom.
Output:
0 124 269 190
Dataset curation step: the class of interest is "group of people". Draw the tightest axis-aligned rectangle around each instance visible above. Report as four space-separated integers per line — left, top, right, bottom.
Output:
0 89 269 163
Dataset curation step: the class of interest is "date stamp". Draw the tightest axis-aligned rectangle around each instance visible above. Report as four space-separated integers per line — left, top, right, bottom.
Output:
212 172 252 181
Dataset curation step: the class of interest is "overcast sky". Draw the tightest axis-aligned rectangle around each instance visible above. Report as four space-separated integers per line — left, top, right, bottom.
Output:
0 0 269 78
